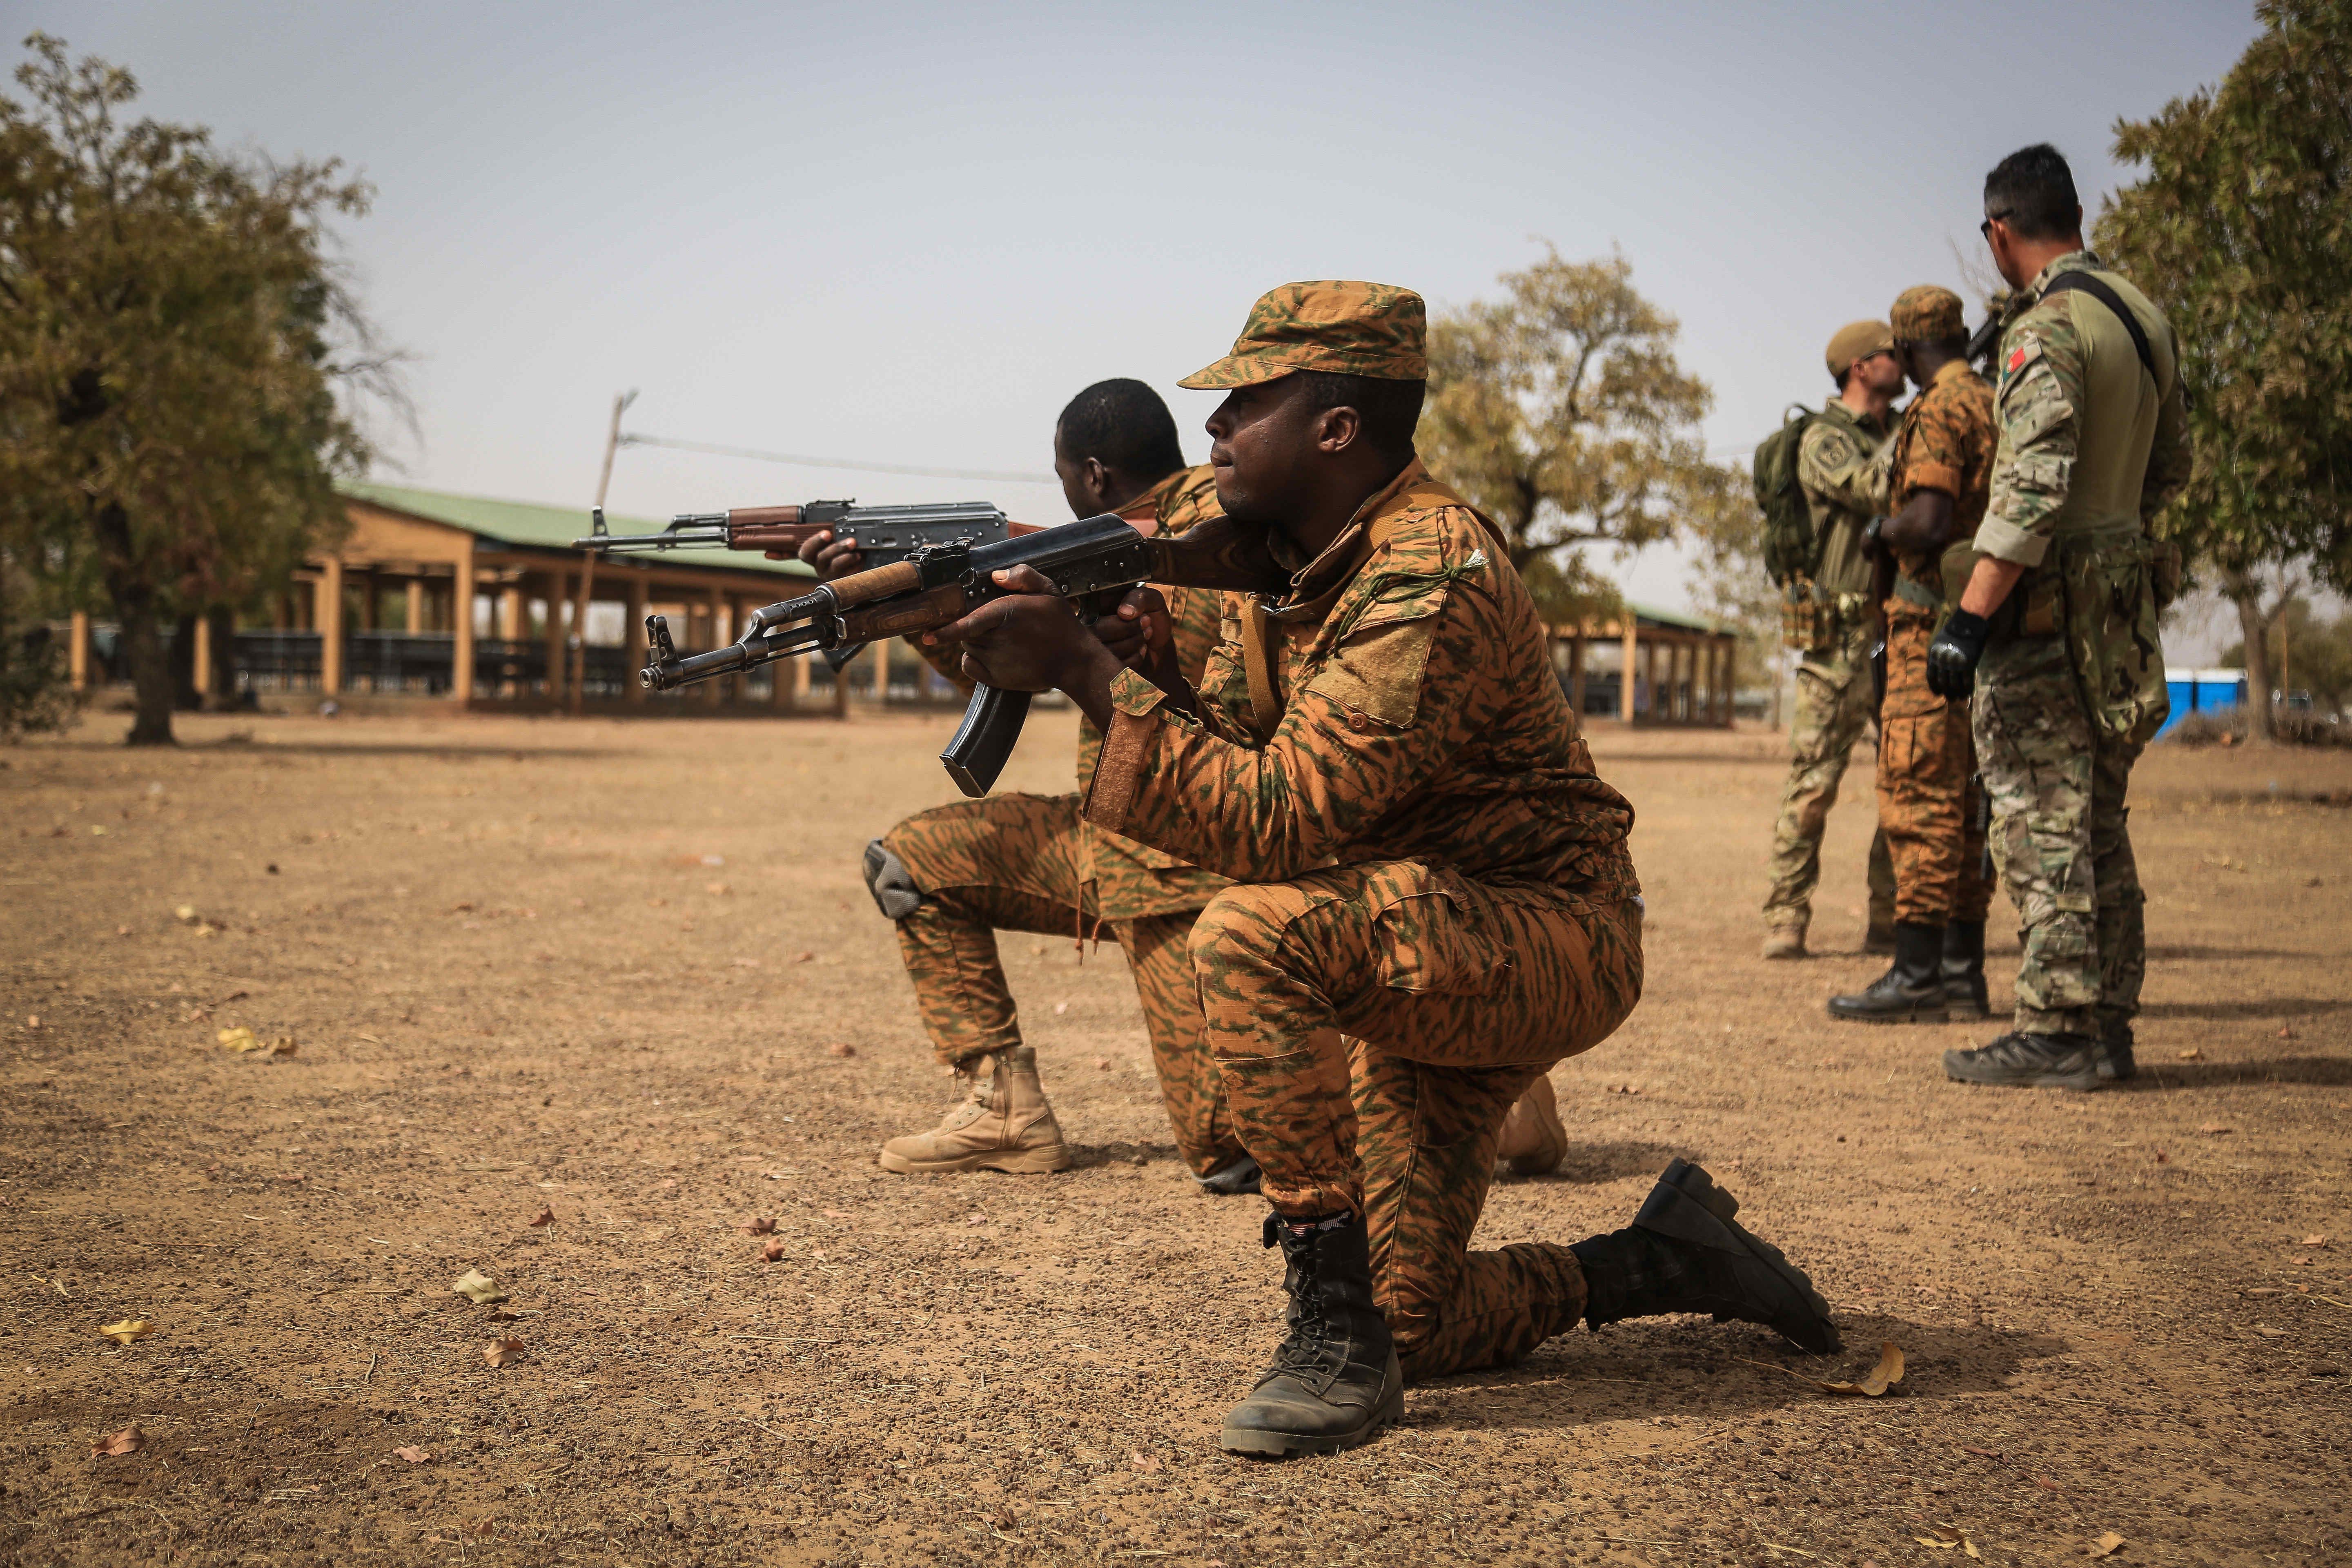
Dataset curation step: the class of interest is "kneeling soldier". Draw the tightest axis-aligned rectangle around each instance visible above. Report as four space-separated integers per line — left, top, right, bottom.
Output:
939 282 1839 1456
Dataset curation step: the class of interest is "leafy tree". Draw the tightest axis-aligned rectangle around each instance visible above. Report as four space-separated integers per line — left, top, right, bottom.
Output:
2096 0 2351 744
2222 591 2352 716
0 34 393 745
1419 245 1728 624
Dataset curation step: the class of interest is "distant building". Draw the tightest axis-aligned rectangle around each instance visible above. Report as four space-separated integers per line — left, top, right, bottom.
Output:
60 484 949 714
1548 603 1737 728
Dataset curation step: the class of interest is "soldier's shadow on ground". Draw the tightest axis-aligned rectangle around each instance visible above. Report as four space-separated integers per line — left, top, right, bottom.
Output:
2145 944 2335 964
2116 1055 2352 1089
1405 1315 2066 1434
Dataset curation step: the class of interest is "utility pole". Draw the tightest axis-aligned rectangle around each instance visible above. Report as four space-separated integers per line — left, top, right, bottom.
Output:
570 389 637 713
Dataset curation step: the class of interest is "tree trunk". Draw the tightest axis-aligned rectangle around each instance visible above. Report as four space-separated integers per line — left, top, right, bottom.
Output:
168 613 202 711
205 607 238 708
2224 571 2275 746
89 500 176 746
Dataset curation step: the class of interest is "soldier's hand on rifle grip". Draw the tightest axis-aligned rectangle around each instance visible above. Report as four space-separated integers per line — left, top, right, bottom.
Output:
780 530 866 579
1094 585 1172 673
1925 609 1992 700
934 566 1121 727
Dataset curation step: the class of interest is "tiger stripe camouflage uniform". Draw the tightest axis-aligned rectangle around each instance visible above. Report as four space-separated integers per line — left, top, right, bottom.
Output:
1972 252 2188 1040
1766 399 1898 943
883 465 1245 1177
1881 344 1996 927
1086 458 1644 1380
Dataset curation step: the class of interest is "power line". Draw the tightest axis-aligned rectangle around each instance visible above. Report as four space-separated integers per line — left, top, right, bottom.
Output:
618 431 1055 486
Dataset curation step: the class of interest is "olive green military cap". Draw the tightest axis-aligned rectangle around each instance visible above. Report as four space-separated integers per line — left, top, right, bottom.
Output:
1891 285 1967 344
1178 281 1428 390
1824 319 1894 377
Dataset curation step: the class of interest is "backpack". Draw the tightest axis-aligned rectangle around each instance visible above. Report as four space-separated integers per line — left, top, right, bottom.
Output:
1752 404 1818 588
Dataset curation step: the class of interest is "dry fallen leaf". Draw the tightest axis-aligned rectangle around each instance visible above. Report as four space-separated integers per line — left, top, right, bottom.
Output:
791 951 814 963
216 1026 257 1052
393 1445 432 1464
1913 1525 1979 1556
741 1216 777 1235
98 1318 151 1345
1129 1450 1162 1472
174 904 198 924
2301 1234 2329 1248
2175 1047 2202 1060
92 1425 144 1457
761 1238 787 1262
2087 1531 2127 1558
450 1270 509 1305
2197 1123 2234 1135
528 1206 555 1228
268 1038 296 1058
483 1336 526 1367
1817 1341 1904 1396
825 1042 855 1057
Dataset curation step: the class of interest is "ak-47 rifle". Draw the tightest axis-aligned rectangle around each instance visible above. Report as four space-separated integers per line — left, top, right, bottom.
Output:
572 499 1031 566
636 511 1282 796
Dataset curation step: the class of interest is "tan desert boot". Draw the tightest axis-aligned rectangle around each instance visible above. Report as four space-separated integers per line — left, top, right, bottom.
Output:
1496 1074 1568 1177
1761 913 1808 961
878 1045 1073 1175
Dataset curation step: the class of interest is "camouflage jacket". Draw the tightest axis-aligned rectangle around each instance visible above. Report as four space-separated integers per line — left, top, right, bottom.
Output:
1076 465 1232 917
1796 401 1895 601
1082 459 1639 909
1976 250 2190 568
1887 358 1996 612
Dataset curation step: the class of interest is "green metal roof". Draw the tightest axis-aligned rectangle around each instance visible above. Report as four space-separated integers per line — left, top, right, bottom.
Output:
342 481 812 579
1624 600 1730 635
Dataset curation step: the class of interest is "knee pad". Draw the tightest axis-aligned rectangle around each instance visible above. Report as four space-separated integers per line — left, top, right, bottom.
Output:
861 838 925 921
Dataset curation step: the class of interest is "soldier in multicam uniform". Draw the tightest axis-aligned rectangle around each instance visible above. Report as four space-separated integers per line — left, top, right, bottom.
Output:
1762 321 1901 960
939 283 1838 1457
1830 286 1998 1025
1928 145 2190 1090
824 380 1575 1185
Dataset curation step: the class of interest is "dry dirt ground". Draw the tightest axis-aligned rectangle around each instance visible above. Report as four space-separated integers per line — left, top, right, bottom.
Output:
2 704 2348 1568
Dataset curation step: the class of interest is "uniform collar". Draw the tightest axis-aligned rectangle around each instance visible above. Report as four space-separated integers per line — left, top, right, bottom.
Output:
1112 467 1193 533
2025 248 2101 303
1818 398 1891 439
1266 457 1433 621
1927 357 1979 392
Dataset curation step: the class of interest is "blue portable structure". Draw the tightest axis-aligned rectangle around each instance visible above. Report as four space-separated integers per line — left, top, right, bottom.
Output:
2158 667 2247 737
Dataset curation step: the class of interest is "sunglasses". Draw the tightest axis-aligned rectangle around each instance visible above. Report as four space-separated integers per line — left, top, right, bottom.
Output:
1979 209 2013 240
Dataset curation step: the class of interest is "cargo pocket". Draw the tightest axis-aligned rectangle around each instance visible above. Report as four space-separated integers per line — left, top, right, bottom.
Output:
1358 862 1513 998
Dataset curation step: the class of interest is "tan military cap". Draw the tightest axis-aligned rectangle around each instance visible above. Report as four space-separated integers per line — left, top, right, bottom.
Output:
1891 285 1967 344
1824 319 1895 377
1179 281 1427 390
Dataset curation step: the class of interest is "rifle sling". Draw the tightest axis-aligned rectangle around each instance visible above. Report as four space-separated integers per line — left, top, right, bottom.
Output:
2039 272 2160 389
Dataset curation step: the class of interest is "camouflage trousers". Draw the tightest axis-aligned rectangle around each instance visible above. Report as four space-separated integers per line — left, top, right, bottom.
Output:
1765 618 1896 929
880 793 1243 1179
1879 609 1993 926
1189 864 1644 1381
1972 632 2146 1038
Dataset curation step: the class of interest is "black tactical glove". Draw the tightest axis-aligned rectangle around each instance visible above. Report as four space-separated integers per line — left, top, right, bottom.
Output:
1925 609 1991 699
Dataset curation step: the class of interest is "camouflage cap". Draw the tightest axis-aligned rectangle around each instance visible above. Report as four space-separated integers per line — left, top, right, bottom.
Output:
1178 281 1427 390
1891 285 1966 344
1824 319 1895 377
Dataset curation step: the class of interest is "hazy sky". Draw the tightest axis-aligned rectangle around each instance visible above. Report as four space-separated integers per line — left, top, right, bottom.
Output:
27 1 2260 619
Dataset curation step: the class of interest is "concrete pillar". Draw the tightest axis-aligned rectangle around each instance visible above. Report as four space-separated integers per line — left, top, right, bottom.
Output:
498 585 523 642
543 574 568 704
67 610 91 691
192 615 213 694
452 540 477 705
405 579 425 634
624 574 648 706
319 557 345 696
704 589 727 706
1619 617 1637 724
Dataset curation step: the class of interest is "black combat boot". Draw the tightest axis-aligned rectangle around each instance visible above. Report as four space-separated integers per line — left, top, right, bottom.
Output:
1218 1212 1402 1458
2095 1015 2137 1083
1570 1159 1840 1354
1942 1031 2100 1090
1941 920 1990 1019
1828 922 1949 1024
